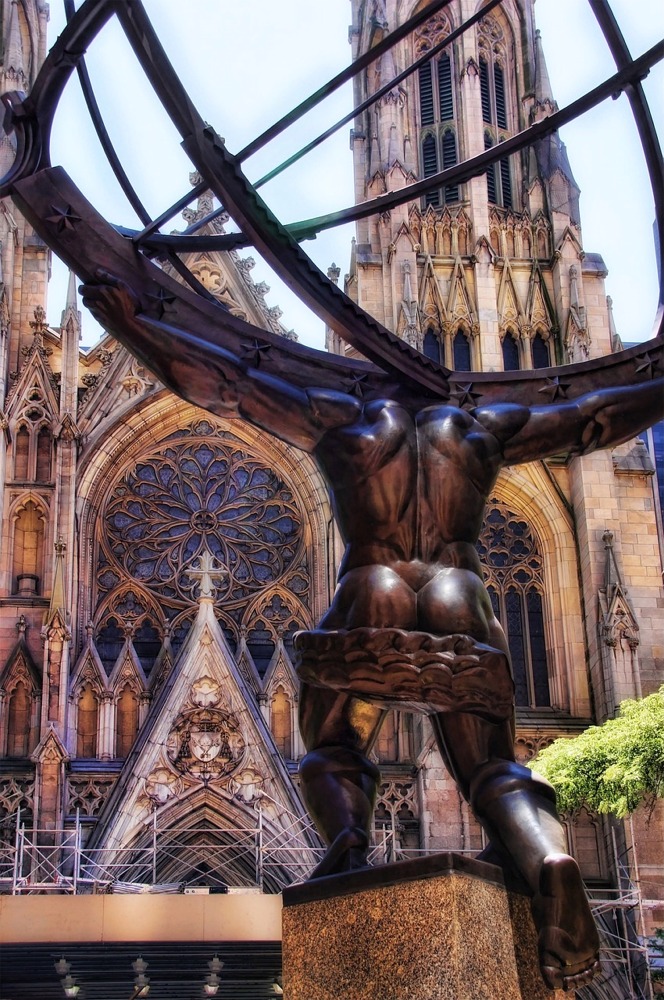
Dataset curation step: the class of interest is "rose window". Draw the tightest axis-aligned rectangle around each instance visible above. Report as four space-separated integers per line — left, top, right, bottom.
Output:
98 430 306 612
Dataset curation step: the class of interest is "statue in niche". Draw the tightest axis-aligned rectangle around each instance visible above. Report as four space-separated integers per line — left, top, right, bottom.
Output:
81 271 664 991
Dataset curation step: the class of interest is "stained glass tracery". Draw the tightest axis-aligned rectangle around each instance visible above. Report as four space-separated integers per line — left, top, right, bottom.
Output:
94 425 312 672
478 499 550 707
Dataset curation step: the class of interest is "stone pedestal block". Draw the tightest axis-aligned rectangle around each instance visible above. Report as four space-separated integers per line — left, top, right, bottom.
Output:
282 853 563 1000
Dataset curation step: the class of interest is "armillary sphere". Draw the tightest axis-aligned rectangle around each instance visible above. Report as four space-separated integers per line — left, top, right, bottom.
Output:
0 0 662 408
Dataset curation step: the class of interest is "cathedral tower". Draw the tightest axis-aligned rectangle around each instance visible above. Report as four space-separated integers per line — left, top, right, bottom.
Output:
341 0 664 940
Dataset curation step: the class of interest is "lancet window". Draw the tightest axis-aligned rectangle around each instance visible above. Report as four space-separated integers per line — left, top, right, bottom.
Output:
270 685 293 759
502 331 520 371
115 683 140 758
423 326 474 370
477 499 550 708
415 12 459 208
11 385 53 483
532 331 551 368
478 15 515 209
11 498 46 596
76 684 99 758
6 681 32 757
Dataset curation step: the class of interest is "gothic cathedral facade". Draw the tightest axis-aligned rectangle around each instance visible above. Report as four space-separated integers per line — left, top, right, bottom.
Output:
0 0 662 934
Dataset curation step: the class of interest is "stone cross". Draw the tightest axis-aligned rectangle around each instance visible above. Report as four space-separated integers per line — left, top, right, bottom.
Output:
188 549 228 600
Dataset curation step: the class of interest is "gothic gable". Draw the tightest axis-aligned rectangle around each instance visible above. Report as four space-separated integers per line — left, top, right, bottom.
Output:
86 597 310 855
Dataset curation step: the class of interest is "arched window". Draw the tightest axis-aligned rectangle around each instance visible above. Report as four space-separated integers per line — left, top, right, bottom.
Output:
415 16 460 209
132 619 161 676
35 427 52 482
423 328 442 363
502 332 520 371
569 809 606 882
453 330 471 371
532 332 551 368
116 683 139 758
375 780 420 853
12 500 45 595
479 15 515 209
7 681 31 757
95 617 125 673
270 685 292 758
478 499 550 708
77 684 99 758
13 426 30 480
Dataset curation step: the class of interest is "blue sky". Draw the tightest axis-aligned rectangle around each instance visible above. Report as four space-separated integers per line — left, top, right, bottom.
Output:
43 1 664 351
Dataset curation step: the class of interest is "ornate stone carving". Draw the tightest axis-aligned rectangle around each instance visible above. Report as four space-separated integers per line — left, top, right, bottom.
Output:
120 359 154 397
191 676 222 708
0 776 35 823
145 765 184 805
414 10 451 55
231 766 264 804
54 411 81 442
67 775 117 816
515 733 555 763
166 707 246 784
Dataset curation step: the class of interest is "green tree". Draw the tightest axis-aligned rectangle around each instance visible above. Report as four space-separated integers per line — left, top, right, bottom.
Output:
530 687 664 818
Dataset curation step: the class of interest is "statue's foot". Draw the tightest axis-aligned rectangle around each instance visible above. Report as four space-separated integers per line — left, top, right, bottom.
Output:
308 827 369 880
532 853 601 992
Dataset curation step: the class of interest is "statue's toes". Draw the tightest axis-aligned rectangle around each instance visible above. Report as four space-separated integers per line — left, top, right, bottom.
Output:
541 957 601 992
562 959 601 992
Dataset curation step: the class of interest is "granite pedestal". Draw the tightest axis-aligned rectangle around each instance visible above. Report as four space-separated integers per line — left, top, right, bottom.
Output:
282 853 564 1000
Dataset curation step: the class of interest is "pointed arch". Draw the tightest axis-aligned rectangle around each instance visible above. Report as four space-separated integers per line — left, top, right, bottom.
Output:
452 328 472 371
35 424 52 482
478 497 550 708
501 329 521 371
491 465 589 717
115 682 140 758
76 683 100 758
532 330 551 368
423 326 442 363
413 5 461 209
76 398 330 660
0 642 41 759
69 647 108 760
13 424 30 479
270 685 293 759
478 8 518 209
10 494 48 596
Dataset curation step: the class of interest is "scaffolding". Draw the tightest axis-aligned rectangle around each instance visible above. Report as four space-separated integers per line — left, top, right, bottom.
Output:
0 807 661 998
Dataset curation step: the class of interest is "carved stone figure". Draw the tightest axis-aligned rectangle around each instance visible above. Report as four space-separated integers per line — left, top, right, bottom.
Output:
80 273 664 992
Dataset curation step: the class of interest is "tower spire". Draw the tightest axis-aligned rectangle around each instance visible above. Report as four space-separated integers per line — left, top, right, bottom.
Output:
533 29 556 115
3 0 28 85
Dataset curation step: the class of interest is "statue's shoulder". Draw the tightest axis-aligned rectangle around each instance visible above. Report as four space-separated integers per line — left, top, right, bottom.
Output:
473 401 531 441
307 386 363 428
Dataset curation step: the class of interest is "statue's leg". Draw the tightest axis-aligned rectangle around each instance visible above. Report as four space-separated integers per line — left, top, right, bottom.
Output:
431 712 600 991
299 684 385 878
297 564 416 878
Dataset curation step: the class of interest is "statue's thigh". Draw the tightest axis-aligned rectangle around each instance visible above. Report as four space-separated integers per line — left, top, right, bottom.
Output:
298 682 386 753
319 565 417 630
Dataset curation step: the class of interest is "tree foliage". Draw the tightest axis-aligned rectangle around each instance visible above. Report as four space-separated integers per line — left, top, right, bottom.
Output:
530 687 664 818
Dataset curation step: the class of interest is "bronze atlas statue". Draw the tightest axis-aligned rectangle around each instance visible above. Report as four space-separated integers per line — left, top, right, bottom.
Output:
2 0 664 992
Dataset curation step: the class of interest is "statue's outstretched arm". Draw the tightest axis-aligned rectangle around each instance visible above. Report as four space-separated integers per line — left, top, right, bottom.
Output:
81 272 360 453
477 377 664 466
